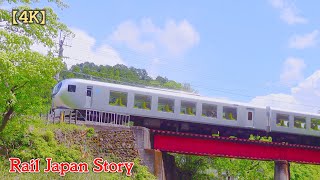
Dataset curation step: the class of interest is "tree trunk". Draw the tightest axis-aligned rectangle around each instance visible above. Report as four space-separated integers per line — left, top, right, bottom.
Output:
0 107 14 132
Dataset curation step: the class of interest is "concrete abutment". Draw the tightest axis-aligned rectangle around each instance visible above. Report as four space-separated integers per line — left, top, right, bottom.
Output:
131 126 177 180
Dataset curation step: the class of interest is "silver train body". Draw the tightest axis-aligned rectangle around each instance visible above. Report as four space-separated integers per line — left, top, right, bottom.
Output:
52 78 320 138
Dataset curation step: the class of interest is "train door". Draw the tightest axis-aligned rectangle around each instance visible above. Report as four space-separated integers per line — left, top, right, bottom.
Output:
246 108 254 127
85 86 92 109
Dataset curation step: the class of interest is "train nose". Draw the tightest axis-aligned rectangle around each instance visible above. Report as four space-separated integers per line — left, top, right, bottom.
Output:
52 95 59 108
52 93 70 109
51 82 68 109
52 93 62 109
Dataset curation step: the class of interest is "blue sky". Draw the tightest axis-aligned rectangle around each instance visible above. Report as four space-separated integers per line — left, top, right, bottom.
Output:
4 0 320 112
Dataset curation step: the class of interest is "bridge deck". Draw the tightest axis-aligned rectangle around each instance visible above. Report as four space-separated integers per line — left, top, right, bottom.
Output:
152 130 320 164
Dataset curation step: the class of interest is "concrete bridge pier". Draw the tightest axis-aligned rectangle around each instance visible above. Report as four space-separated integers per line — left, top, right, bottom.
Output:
274 161 290 180
131 126 176 180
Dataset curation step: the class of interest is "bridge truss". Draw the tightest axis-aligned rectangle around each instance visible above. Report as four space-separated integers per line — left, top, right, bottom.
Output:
151 130 320 164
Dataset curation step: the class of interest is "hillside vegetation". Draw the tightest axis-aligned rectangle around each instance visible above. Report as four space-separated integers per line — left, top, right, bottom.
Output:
0 117 156 179
60 62 195 92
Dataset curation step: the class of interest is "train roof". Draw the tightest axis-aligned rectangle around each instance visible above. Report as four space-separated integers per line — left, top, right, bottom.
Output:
60 78 320 117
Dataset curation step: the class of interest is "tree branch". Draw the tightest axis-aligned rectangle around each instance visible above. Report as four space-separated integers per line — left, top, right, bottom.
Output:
0 81 27 133
0 106 14 132
11 81 28 92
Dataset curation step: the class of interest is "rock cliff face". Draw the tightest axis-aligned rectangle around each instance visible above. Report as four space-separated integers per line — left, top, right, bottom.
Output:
54 126 139 162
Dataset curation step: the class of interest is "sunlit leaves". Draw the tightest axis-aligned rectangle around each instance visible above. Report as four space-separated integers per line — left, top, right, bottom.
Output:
0 0 68 131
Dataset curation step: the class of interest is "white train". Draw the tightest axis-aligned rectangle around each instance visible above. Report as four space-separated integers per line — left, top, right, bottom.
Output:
52 78 320 145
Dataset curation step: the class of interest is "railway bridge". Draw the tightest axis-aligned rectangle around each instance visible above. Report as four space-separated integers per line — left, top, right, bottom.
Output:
51 110 320 180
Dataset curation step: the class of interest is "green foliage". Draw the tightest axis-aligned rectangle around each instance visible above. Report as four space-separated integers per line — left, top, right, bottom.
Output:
1 118 83 163
249 134 272 142
61 62 197 92
0 0 72 132
86 127 95 137
131 159 156 180
176 150 320 179
290 163 320 180
128 121 134 127
212 158 274 180
0 118 156 179
1 0 68 9
175 154 214 180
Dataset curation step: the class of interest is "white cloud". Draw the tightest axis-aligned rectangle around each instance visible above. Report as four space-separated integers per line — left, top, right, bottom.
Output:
291 70 320 111
269 0 307 25
110 20 156 53
279 57 306 86
158 19 200 56
30 42 53 55
250 93 300 110
251 70 320 113
31 28 125 68
109 18 200 57
64 28 125 67
289 30 319 49
148 60 160 79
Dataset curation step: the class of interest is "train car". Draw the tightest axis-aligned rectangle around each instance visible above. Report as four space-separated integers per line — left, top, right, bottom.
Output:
270 108 320 144
51 78 320 145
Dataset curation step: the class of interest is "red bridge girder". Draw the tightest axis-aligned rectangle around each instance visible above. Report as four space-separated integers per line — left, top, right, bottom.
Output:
151 130 320 164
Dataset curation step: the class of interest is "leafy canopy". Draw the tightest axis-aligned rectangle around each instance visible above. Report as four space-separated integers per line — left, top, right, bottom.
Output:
0 0 71 132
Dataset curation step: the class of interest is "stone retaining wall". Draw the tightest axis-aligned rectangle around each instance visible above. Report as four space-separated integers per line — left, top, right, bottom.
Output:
54 125 139 162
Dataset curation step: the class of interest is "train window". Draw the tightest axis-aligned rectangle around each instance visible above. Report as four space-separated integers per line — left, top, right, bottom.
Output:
311 118 320 131
181 101 196 116
223 107 237 120
109 91 127 107
86 87 92 97
52 82 62 95
87 90 92 97
134 94 151 110
276 114 289 127
248 112 253 121
202 104 217 118
68 85 76 92
158 97 174 113
294 116 306 129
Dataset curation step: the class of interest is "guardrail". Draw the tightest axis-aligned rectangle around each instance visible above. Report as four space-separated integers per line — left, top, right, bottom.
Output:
50 109 131 127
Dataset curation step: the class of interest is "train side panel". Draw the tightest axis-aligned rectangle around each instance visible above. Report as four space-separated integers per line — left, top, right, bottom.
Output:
270 110 320 137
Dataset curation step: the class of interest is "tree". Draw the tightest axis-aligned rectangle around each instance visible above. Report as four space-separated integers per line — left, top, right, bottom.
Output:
156 76 168 84
175 154 214 179
182 83 198 93
0 0 71 132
